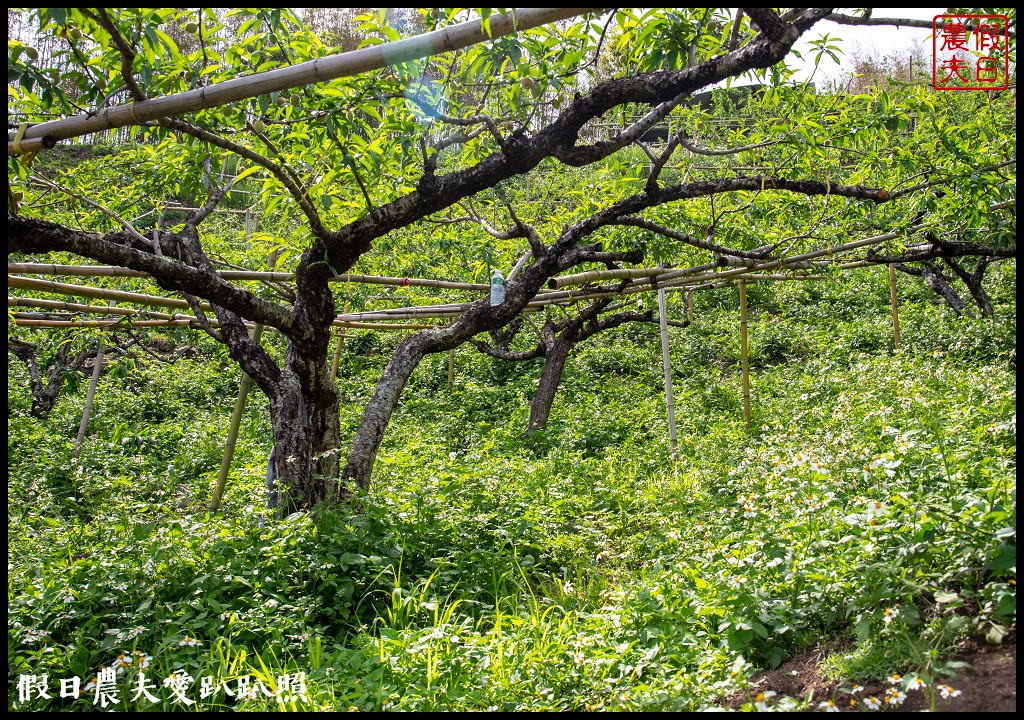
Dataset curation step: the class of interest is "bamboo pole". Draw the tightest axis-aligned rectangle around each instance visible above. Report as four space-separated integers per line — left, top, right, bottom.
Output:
9 296 185 320
739 280 751 427
73 303 113 460
210 249 278 512
12 316 439 331
547 266 664 289
655 260 722 282
447 349 455 391
657 284 678 455
686 290 694 323
653 226 917 291
331 332 346 376
888 264 901 353
9 274 206 311
8 264 492 291
8 8 594 154
331 303 351 377
13 317 225 329
334 320 436 330
209 318 264 513
717 256 760 267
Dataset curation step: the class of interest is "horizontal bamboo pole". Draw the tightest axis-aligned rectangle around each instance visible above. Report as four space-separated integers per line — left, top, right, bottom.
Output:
548 266 664 289
333 320 437 330
716 256 832 269
7 276 459 326
717 256 760 267
8 8 594 154
12 315 442 331
654 260 721 282
9 296 189 320
9 274 210 311
14 317 213 328
650 225 919 292
8 263 491 291
333 273 488 291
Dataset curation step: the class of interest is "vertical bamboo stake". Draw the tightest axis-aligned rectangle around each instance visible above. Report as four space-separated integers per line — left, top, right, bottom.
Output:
331 303 350 377
447 348 455 391
73 339 106 459
739 280 751 427
209 323 263 513
210 249 277 512
331 332 345 377
685 290 694 323
657 286 678 455
888 264 901 353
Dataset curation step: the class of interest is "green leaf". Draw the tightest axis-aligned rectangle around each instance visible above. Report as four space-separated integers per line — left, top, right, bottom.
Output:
989 544 1016 571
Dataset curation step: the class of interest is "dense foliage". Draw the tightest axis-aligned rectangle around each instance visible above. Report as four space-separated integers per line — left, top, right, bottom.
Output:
9 259 1015 710
9 8 1015 503
7 7 1016 712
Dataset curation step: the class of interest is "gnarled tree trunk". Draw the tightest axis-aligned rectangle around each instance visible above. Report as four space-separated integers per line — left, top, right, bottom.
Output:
527 333 574 432
9 338 96 419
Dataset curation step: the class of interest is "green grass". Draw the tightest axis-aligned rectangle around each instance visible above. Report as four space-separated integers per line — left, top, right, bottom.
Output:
8 265 1015 711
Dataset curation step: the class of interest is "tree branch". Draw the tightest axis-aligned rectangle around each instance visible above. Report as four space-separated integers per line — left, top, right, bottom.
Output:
159 117 328 238
92 8 147 102
743 8 788 43
324 10 835 274
468 338 544 361
826 12 1016 38
8 214 296 336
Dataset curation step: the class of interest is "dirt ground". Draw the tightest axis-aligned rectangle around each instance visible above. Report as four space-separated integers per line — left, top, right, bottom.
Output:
730 634 1016 712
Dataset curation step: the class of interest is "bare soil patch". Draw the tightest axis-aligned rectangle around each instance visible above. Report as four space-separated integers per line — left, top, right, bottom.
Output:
729 634 1015 712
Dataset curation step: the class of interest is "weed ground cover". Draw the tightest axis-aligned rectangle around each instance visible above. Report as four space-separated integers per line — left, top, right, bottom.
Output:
8 265 1015 711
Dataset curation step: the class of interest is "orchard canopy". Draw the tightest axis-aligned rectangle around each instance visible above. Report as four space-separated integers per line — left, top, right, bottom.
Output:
7 8 1016 510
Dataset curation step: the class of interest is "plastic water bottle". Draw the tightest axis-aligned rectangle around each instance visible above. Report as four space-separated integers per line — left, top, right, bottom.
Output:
490 269 505 306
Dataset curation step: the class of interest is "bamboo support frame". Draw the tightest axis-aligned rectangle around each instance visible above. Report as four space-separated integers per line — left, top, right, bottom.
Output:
447 349 455 391
9 274 208 311
685 290 694 323
739 280 751 427
9 271 824 327
888 264 901 353
8 224 934 335
657 285 678 455
7 8 593 154
8 263 492 290
11 315 438 331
